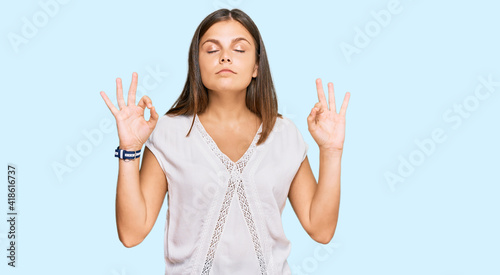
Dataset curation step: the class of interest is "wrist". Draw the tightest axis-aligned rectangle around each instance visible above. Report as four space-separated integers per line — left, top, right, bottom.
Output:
319 147 343 157
119 144 143 151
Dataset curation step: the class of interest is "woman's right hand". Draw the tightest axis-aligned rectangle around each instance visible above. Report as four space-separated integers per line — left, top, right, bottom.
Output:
100 72 159 151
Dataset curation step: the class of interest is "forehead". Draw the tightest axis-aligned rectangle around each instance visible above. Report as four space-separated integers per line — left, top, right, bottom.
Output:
201 20 254 46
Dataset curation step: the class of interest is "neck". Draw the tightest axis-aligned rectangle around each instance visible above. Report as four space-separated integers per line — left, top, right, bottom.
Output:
202 88 253 124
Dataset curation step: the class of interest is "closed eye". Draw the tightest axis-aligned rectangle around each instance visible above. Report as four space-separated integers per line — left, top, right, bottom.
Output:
207 50 245 54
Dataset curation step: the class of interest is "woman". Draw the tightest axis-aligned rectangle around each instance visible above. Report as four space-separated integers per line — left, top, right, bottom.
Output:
100 8 350 275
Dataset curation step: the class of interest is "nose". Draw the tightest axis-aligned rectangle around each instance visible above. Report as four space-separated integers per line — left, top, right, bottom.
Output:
220 51 232 64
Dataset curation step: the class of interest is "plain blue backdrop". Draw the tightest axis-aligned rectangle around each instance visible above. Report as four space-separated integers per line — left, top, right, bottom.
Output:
1 0 499 274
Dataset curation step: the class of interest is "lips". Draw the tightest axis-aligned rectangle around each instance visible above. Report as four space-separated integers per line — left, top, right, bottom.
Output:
217 69 236 74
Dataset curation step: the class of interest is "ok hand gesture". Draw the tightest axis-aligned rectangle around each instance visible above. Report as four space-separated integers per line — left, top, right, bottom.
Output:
100 72 159 151
307 79 350 154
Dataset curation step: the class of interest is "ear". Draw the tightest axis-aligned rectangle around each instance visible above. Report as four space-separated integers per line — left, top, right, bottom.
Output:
252 63 258 78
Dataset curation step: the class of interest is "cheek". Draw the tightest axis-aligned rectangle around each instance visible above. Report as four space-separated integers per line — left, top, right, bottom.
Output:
198 55 213 78
198 55 208 70
234 55 255 72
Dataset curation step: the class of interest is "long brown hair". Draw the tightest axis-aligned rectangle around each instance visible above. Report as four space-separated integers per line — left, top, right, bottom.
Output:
165 8 281 146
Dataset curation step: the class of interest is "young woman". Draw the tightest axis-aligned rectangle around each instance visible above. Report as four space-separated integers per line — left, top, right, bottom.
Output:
100 8 350 275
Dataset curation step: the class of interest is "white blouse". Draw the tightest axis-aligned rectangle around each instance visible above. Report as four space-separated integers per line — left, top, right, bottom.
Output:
145 113 308 275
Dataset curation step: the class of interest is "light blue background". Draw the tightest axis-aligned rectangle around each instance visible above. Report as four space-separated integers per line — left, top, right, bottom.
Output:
1 0 499 274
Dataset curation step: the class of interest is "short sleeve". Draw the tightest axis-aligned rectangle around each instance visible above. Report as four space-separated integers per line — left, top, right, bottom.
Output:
286 117 309 163
298 128 309 162
302 138 309 162
144 116 167 174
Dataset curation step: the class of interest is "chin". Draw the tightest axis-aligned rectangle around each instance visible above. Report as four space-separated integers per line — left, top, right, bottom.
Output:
210 86 247 93
206 80 250 93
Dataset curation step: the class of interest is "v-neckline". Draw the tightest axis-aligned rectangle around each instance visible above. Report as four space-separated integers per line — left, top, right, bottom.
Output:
194 113 263 167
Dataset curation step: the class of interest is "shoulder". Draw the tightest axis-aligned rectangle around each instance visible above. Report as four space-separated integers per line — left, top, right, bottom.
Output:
265 115 306 147
274 115 302 135
155 113 193 130
157 113 191 124
148 114 194 141
267 115 308 161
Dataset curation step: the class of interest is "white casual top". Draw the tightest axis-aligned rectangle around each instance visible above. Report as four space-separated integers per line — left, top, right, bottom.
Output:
145 113 308 275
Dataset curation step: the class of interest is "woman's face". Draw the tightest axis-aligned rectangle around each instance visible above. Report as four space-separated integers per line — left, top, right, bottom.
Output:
199 19 258 94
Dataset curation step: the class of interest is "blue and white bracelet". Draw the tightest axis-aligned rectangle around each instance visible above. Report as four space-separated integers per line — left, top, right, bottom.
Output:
115 146 141 161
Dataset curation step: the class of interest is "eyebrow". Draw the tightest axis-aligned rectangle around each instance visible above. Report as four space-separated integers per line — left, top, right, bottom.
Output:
201 37 251 47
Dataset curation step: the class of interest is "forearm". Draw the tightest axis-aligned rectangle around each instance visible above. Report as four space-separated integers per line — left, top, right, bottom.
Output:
309 149 342 242
116 157 147 246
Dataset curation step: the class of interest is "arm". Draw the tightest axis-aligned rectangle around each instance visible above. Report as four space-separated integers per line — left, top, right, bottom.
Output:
115 146 167 248
288 152 342 244
288 78 350 244
100 72 166 247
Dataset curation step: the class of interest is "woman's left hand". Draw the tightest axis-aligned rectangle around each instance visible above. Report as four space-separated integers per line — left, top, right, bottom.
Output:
307 78 350 154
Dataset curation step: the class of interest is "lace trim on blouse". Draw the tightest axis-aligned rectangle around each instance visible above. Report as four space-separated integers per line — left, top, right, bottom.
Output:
194 114 268 275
